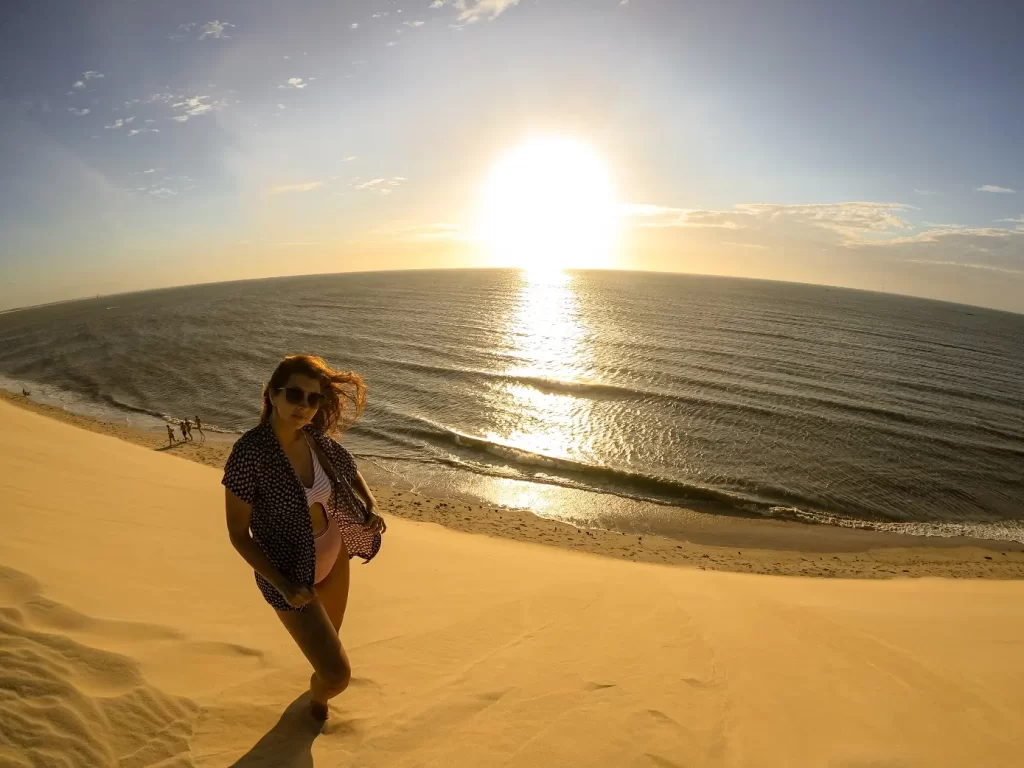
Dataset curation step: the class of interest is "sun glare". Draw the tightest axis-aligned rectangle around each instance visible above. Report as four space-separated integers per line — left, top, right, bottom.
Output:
479 137 619 272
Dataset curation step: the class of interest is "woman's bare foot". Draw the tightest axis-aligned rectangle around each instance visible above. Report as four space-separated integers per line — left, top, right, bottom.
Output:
310 700 329 721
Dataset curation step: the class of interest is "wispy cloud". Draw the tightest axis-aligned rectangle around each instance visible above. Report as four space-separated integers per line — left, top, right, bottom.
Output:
430 0 444 7
68 107 90 117
268 181 324 194
198 20 233 40
619 203 692 227
903 259 1023 275
350 22 359 29
976 185 1016 194
279 77 308 89
105 118 125 130
394 222 472 241
913 188 940 196
72 80 85 90
127 127 160 137
453 0 522 23
405 20 426 27
170 95 226 122
341 156 358 162
169 22 196 41
623 201 915 242
83 71 103 80
354 177 407 195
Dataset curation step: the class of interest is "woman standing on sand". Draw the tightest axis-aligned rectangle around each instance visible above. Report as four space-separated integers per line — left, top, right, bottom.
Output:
222 354 387 721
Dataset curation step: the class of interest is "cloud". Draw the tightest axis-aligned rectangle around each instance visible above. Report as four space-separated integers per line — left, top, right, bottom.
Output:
452 0 522 23
143 168 158 174
625 201 917 243
104 119 124 130
395 222 472 241
619 203 693 227
68 107 90 117
350 22 359 29
913 188 939 196
170 95 226 120
405 20 426 27
268 181 324 194
72 81 85 90
147 188 178 199
169 22 196 40
976 185 1016 194
430 0 444 7
341 155 357 162
127 127 159 137
354 177 407 195
902 259 1023 275
279 77 308 89
83 71 104 80
198 20 234 39
385 41 398 47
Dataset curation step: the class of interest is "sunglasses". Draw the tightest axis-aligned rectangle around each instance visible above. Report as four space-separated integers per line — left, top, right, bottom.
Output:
277 387 325 409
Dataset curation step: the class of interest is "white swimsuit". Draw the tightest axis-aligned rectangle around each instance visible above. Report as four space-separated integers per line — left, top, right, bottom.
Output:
304 435 342 584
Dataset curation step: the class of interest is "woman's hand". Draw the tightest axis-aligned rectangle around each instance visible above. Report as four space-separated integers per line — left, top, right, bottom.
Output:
276 579 316 609
363 506 387 535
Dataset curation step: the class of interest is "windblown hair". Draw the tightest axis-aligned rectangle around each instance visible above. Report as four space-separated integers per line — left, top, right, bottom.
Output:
260 354 366 435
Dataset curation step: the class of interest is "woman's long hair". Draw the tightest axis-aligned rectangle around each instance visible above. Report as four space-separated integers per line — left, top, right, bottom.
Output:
260 355 366 435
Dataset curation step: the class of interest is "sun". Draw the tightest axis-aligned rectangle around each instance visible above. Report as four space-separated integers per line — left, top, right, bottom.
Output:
479 137 619 271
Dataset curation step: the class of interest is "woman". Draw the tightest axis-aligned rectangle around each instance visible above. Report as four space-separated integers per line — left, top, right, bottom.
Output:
222 355 387 721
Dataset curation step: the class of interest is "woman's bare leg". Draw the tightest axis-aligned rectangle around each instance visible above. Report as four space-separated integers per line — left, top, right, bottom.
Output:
276 593 351 719
274 542 352 720
315 539 350 633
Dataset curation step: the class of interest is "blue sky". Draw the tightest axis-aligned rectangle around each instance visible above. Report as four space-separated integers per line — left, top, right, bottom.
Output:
1 0 1022 311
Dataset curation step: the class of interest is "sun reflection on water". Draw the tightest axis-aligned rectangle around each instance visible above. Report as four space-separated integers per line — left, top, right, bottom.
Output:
485 269 597 467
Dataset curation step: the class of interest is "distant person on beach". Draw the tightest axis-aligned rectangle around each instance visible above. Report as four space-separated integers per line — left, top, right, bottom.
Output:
222 354 386 723
180 422 188 442
166 425 176 447
184 419 194 442
194 415 205 442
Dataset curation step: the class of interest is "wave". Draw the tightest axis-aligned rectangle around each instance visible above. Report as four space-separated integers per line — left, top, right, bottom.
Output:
368 415 810 513
760 506 1024 544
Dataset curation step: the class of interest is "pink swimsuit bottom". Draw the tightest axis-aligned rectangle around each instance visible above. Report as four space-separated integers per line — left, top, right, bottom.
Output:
314 517 342 584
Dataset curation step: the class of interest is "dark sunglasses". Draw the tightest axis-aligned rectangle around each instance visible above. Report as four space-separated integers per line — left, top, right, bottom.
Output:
277 387 325 408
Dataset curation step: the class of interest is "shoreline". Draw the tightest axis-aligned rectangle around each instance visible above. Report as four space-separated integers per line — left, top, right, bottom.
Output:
4 389 1023 579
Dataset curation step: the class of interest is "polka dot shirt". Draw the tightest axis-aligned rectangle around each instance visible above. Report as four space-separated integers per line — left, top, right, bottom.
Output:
222 420 382 611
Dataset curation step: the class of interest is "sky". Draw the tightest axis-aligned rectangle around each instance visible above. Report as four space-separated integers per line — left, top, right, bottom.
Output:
1 0 1023 313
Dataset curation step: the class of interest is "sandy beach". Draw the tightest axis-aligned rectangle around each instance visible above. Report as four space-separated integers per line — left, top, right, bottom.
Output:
2 394 1024 766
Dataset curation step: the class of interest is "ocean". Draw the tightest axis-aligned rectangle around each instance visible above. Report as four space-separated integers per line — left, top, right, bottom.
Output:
2 269 1022 542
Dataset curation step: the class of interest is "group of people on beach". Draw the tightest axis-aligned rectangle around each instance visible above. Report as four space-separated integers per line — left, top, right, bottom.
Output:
165 415 205 446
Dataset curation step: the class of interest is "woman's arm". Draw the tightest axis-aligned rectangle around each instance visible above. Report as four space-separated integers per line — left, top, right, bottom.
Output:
351 469 378 511
352 469 387 534
224 488 290 591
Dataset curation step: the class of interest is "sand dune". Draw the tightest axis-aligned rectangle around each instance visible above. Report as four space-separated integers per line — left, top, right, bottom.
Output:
1 398 1023 766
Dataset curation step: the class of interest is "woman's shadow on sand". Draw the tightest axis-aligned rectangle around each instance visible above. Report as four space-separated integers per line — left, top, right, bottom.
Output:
230 694 323 768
